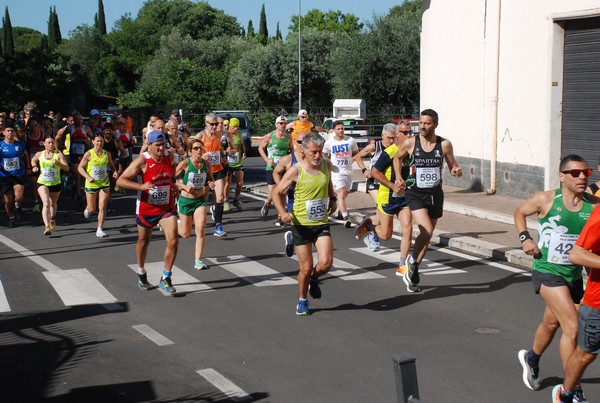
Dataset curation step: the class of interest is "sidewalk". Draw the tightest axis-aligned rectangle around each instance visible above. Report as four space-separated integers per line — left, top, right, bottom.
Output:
243 162 536 271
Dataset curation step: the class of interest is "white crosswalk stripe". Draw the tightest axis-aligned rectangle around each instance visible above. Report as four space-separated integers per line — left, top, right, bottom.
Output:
43 269 118 306
349 246 467 275
290 253 385 280
205 255 297 286
0 277 10 312
128 262 213 295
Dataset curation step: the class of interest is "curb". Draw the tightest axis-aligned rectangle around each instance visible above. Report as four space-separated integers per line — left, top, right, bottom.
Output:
243 183 533 271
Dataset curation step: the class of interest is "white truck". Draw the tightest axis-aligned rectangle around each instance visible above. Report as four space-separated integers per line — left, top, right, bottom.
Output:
332 99 366 119
324 99 369 148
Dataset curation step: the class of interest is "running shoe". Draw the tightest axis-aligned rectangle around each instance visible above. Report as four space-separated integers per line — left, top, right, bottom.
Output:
363 233 379 252
194 259 208 270
260 201 270 217
138 273 151 291
552 384 574 403
159 276 176 294
403 258 421 293
372 233 380 250
43 226 52 236
14 206 23 219
233 199 243 211
344 219 352 228
296 299 310 316
574 385 587 403
96 228 108 238
395 264 407 276
33 202 41 213
518 349 540 391
49 219 56 231
83 209 91 219
354 217 372 241
223 201 231 212
284 231 294 257
8 217 16 228
210 205 215 221
214 224 227 237
309 278 322 299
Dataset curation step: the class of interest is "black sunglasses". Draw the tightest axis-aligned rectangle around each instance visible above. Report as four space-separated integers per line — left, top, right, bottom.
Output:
561 168 593 178
399 130 413 135
207 122 219 127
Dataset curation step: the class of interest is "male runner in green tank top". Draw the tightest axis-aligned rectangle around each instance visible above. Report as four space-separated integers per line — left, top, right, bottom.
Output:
514 154 598 400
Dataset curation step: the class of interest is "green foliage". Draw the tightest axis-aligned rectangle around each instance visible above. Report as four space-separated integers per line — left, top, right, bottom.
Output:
275 22 282 41
12 27 43 52
47 6 61 51
247 20 255 38
96 0 107 35
289 9 363 35
258 4 268 45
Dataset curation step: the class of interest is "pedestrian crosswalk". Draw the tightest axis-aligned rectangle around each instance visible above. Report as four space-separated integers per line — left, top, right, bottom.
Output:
1 244 468 311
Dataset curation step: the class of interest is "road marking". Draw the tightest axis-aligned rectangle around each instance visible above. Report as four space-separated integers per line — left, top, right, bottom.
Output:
43 269 117 306
350 246 466 275
0 234 62 272
128 262 214 295
291 253 385 280
196 368 251 402
0 277 10 312
132 324 174 346
206 255 297 286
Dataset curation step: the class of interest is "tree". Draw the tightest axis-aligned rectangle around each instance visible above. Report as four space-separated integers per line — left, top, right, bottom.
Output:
95 0 107 35
258 4 268 45
2 7 15 57
288 9 363 35
275 22 282 41
247 20 255 38
48 6 62 50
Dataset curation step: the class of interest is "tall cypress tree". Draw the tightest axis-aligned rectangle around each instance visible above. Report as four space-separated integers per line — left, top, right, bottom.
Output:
47 7 55 50
275 22 282 41
247 20 255 38
3 7 15 57
96 0 107 35
258 4 268 45
52 6 62 45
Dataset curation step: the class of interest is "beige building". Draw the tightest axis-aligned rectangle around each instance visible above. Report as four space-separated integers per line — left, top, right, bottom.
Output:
421 0 600 198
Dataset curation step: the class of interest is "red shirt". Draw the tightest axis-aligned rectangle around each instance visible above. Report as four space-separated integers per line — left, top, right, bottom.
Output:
577 206 600 309
137 153 175 217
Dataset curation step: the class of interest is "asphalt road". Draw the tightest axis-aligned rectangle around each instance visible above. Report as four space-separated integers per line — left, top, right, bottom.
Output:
1 157 598 402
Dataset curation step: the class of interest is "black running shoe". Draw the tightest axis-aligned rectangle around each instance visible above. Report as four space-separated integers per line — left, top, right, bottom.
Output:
138 273 151 291
309 278 322 299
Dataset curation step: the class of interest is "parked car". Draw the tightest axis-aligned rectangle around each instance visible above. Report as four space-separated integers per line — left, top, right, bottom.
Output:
322 117 370 148
214 110 254 156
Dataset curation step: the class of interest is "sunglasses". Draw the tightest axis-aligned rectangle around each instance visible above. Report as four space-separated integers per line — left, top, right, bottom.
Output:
207 122 219 127
561 168 593 178
399 130 413 135
277 122 286 125
192 146 203 150
384 136 396 140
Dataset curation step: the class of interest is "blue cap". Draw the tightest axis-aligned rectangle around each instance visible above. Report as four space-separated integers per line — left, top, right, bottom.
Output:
147 130 165 144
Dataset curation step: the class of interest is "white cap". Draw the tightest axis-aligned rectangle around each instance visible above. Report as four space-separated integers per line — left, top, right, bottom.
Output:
275 115 287 123
298 109 308 117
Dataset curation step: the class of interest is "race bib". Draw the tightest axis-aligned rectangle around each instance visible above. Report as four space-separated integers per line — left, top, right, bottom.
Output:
187 172 207 189
72 143 86 155
305 197 327 222
227 153 240 164
148 185 170 205
208 151 221 166
272 155 281 165
416 167 441 188
91 165 108 180
3 157 20 171
547 233 578 265
41 167 58 183
334 154 350 166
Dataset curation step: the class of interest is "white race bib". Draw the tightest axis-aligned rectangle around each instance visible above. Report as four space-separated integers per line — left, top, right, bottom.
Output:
547 233 578 265
305 197 327 222
148 185 170 205
187 172 207 189
72 143 86 155
416 167 441 188
91 165 108 180
208 152 221 166
3 157 19 171
227 153 240 164
41 167 58 183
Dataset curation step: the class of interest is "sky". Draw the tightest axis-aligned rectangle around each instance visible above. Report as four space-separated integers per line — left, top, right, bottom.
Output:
0 0 403 38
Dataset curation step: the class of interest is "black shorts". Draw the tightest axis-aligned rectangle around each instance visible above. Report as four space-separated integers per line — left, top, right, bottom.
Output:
0 176 26 195
69 154 84 165
532 270 583 304
405 186 444 219
366 178 380 192
291 224 331 246
43 183 62 193
227 166 243 176
266 170 276 185
213 169 227 181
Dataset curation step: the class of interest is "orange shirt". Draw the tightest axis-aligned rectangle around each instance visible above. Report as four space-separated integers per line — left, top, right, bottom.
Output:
291 120 313 143
577 206 600 309
203 135 224 173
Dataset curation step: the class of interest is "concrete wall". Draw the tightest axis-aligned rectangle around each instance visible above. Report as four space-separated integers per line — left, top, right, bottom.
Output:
421 0 600 197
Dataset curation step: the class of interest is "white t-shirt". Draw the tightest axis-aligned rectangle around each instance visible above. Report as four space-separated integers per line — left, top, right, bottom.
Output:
324 135 358 175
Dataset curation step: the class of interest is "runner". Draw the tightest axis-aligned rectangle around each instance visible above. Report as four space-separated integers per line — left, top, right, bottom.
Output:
258 115 291 224
175 138 215 271
31 136 69 235
223 117 246 211
391 109 462 292
0 124 31 227
514 154 594 400
116 130 179 294
78 133 119 237
273 133 337 316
